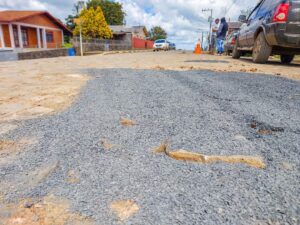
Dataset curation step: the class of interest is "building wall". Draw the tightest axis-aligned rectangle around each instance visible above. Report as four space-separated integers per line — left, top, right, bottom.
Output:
46 29 63 48
133 30 146 39
20 14 61 29
133 37 153 49
0 14 66 49
2 24 11 47
27 27 38 48
0 27 2 47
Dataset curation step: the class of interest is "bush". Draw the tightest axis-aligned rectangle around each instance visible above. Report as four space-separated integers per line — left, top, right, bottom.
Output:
62 43 73 48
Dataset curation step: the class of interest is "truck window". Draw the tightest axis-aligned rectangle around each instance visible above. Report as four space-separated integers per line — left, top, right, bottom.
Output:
257 0 282 17
247 0 265 21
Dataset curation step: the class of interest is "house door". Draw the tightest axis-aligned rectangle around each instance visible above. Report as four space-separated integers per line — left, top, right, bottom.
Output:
13 26 19 47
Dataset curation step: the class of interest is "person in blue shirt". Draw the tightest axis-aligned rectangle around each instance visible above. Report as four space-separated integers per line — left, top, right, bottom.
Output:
217 17 228 55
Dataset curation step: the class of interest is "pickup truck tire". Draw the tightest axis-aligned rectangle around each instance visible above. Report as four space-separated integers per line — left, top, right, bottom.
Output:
280 55 294 64
232 41 241 59
252 32 272 64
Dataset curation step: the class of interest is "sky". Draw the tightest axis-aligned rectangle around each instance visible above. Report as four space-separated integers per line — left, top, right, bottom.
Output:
0 0 258 49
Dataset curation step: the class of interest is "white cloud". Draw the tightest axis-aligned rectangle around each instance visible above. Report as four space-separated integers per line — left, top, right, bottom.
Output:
0 0 78 20
0 0 258 49
120 0 257 49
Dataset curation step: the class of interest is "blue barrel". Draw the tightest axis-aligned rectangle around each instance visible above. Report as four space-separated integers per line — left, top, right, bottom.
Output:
68 48 75 56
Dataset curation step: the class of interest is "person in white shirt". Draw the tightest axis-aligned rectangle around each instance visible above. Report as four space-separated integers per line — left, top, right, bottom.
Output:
211 18 220 54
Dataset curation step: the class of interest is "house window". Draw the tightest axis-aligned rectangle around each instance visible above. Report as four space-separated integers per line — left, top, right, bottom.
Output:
21 28 28 47
13 26 20 47
46 31 54 43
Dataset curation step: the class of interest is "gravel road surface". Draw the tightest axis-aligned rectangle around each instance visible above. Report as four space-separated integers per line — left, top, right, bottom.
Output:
1 69 299 225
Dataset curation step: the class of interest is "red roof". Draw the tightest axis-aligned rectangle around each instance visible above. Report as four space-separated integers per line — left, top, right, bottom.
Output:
0 10 72 34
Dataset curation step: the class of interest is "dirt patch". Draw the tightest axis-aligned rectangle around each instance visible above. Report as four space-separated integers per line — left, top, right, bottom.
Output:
0 140 17 153
24 161 59 188
66 170 80 184
109 200 139 221
282 162 295 171
120 118 136 126
100 140 115 150
0 161 59 193
0 72 88 123
249 68 258 72
153 142 266 169
288 94 300 100
0 123 18 135
153 65 165 70
0 138 37 160
0 195 93 225
250 120 284 135
0 52 299 123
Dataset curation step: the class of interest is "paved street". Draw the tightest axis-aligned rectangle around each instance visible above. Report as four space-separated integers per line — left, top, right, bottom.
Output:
1 68 299 224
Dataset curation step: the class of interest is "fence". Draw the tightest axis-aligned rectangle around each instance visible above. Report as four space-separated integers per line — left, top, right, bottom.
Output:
72 37 132 54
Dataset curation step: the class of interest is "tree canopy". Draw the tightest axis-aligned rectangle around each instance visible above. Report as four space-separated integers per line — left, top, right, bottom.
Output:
149 26 167 41
65 1 85 30
86 0 125 25
73 7 113 39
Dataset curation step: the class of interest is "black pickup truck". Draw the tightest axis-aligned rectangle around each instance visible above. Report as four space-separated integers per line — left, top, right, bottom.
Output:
233 0 300 64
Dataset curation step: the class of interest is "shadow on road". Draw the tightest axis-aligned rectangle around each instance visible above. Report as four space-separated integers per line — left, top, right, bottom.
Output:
236 57 300 67
185 60 229 64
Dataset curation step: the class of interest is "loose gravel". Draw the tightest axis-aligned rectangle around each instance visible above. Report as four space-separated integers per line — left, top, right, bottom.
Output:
0 69 299 225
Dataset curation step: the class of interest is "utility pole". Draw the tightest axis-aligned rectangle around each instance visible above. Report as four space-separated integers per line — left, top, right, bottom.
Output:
201 32 204 50
79 21 83 57
74 2 85 57
196 28 209 50
74 18 84 57
202 8 213 52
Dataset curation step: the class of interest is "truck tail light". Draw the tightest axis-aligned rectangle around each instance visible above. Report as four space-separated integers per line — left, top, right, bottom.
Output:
231 38 236 45
273 3 290 22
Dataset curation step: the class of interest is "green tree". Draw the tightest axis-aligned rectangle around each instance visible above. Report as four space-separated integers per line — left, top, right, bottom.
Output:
149 26 167 41
65 1 86 30
73 7 113 39
86 0 125 25
65 15 77 30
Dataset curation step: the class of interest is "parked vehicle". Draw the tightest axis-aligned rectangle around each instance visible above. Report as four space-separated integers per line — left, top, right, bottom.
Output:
224 32 238 55
169 42 176 50
232 0 300 64
153 39 169 51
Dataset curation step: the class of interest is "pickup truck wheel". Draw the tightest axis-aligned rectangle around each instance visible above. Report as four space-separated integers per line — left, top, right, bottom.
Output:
232 42 241 59
280 55 294 64
252 32 272 64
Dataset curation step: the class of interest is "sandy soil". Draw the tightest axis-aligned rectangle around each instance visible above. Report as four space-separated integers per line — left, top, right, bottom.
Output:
0 51 299 123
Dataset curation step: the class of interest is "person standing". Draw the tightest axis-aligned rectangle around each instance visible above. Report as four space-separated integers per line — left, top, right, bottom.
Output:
211 18 220 54
217 17 228 55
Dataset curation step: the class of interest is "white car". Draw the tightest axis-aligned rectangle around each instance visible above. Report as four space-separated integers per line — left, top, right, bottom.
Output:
153 39 169 51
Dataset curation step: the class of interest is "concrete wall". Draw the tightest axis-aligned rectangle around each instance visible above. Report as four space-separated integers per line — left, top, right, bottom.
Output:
0 50 18 61
18 48 69 60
